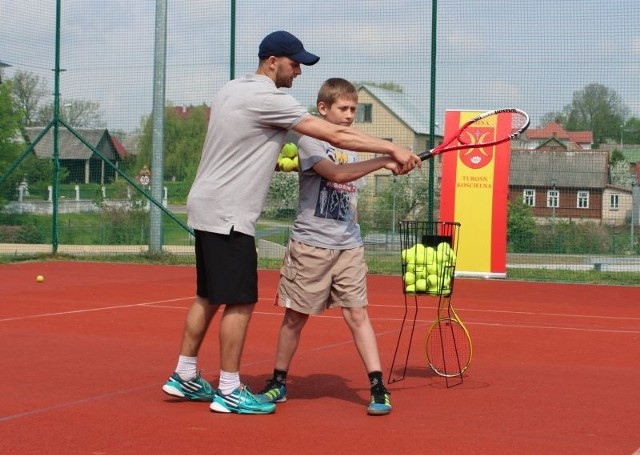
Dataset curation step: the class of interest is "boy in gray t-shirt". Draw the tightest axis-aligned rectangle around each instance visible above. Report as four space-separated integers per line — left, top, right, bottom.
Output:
258 78 400 415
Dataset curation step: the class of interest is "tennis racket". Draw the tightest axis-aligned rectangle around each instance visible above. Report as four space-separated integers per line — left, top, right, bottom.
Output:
425 303 472 378
418 108 529 161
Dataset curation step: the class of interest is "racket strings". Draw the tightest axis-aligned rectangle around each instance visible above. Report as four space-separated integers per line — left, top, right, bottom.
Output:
427 318 471 376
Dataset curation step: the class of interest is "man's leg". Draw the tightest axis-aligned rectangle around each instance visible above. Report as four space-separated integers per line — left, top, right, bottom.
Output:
162 297 218 401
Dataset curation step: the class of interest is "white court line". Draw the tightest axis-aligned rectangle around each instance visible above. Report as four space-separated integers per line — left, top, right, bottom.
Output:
0 297 193 323
3 297 638 335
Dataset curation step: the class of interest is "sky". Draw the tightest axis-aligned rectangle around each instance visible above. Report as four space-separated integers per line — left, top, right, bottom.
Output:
1 0 639 135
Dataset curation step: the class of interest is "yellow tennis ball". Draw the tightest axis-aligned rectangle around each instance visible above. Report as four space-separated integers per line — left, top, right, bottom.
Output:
405 283 416 294
414 266 427 280
36 275 44 282
292 155 299 171
415 278 427 292
425 246 436 264
279 157 295 172
404 247 416 264
403 271 416 286
281 142 298 159
414 244 427 265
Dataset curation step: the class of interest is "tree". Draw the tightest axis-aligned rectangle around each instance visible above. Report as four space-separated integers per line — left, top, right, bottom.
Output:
0 80 52 201
136 104 209 182
507 201 536 253
621 117 640 145
10 70 48 127
37 99 105 128
360 171 431 232
541 83 629 146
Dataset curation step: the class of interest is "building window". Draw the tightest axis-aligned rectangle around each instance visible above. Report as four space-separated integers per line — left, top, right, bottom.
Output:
356 103 372 123
523 189 535 206
577 191 589 209
547 189 559 208
610 193 619 210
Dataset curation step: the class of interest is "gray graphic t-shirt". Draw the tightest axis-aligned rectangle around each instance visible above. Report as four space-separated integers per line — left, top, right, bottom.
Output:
290 136 364 249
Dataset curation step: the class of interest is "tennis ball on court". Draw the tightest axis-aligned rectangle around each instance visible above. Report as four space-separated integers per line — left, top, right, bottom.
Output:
415 278 427 292
36 275 44 282
403 271 416 286
281 142 298 159
279 157 295 172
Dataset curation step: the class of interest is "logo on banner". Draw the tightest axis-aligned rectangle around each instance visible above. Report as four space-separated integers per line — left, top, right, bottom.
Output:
458 128 495 169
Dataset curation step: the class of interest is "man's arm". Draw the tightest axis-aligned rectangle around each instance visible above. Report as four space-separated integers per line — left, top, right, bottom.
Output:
293 115 421 173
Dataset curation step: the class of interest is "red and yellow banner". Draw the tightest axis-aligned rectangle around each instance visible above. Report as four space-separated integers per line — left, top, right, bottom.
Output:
439 110 511 278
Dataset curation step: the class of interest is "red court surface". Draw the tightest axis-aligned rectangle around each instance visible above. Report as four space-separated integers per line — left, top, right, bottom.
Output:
1 261 639 454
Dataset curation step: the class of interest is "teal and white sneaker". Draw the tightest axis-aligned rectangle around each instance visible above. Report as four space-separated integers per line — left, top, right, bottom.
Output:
256 379 287 403
210 385 276 414
162 371 215 401
367 389 392 416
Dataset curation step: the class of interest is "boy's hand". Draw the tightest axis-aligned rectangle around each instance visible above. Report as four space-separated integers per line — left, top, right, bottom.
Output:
391 147 421 173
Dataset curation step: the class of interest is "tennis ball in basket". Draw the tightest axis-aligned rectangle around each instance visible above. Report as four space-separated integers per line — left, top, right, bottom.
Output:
405 283 416 294
281 142 298 159
425 246 436 264
404 247 416 264
414 266 427 280
414 244 427 265
36 275 44 282
415 278 427 292
403 271 416 286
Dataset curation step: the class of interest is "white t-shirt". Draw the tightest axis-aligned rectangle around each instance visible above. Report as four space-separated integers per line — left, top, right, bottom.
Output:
187 74 309 236
290 136 364 249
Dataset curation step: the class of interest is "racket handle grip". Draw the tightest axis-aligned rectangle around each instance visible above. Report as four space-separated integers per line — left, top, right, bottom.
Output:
418 149 435 161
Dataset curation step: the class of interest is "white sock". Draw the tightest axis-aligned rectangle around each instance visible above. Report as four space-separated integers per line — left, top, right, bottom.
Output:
218 370 241 396
175 355 197 381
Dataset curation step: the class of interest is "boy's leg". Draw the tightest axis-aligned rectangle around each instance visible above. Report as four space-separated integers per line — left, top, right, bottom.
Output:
257 308 309 403
342 307 391 415
341 306 382 372
274 308 310 370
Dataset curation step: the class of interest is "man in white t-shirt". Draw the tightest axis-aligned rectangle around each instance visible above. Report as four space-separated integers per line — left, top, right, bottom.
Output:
162 31 421 415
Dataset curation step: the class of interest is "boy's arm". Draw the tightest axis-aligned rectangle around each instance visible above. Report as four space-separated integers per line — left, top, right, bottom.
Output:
293 115 420 173
311 156 400 184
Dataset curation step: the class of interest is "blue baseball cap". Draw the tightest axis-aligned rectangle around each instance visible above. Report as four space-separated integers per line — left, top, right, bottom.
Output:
258 31 320 66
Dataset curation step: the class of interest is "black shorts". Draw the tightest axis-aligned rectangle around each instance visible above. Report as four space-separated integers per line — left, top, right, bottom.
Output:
194 229 258 305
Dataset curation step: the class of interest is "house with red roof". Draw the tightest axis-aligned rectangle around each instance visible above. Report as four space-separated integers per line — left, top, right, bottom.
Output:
524 122 593 150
